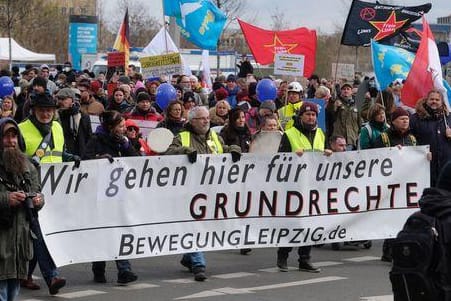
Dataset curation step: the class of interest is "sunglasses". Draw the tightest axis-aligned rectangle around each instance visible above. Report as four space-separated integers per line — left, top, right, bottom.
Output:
127 127 137 132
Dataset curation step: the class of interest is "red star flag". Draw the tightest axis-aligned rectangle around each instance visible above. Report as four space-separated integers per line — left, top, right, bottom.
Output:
238 19 317 77
402 17 450 110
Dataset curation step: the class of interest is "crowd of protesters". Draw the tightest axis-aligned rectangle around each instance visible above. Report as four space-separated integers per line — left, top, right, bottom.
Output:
0 60 450 300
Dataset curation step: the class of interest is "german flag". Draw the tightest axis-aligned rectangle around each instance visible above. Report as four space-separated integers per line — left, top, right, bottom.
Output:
113 8 130 73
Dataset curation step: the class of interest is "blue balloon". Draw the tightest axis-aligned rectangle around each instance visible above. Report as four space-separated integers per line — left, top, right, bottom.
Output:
156 83 177 110
0 76 14 98
256 79 277 102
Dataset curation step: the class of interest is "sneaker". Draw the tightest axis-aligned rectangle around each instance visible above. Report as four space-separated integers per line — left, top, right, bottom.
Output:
48 277 66 295
117 271 138 284
277 256 288 272
93 273 107 283
240 248 252 255
298 261 321 273
193 267 207 282
20 277 40 290
180 258 193 272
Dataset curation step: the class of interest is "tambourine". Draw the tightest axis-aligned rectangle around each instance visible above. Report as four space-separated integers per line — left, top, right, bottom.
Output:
147 128 174 153
249 131 282 154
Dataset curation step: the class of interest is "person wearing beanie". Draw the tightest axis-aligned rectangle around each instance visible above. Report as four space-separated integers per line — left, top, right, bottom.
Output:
277 100 331 274
225 74 240 108
214 87 229 103
373 106 417 262
256 100 280 131
0 118 46 301
410 89 451 186
182 91 197 120
83 111 139 284
56 87 92 157
124 91 163 122
374 107 416 149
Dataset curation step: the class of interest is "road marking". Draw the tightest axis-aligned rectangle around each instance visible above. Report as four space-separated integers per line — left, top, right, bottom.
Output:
162 278 195 284
259 266 299 273
113 283 159 290
57 290 106 299
344 256 380 262
315 261 343 267
212 272 256 279
175 276 347 300
360 295 393 301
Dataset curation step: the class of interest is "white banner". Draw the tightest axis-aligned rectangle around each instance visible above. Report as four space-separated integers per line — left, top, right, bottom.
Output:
39 146 430 267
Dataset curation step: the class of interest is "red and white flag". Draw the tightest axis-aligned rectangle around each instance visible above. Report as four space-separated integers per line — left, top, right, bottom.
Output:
238 19 317 77
402 17 449 109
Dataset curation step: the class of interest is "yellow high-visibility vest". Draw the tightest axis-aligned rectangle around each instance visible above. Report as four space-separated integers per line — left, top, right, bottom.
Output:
179 130 223 154
19 119 64 163
278 101 303 130
285 126 325 152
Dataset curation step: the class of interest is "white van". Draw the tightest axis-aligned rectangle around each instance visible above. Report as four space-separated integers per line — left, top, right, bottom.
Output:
90 59 142 77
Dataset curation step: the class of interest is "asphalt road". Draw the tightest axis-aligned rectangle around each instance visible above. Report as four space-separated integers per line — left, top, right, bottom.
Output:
18 240 394 301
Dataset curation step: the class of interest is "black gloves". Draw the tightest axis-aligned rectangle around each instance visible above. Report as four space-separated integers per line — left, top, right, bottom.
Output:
231 151 241 163
72 155 81 170
187 150 198 163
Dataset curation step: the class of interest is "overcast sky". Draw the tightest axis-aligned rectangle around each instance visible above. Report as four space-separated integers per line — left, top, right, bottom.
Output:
134 0 449 34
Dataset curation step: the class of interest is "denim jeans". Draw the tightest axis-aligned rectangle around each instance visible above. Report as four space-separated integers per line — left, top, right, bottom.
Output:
0 279 20 301
277 246 312 261
92 260 131 275
182 252 206 268
28 218 58 284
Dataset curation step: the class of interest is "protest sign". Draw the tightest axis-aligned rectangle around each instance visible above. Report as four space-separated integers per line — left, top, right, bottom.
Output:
274 53 305 76
332 63 355 81
39 146 429 267
140 53 182 78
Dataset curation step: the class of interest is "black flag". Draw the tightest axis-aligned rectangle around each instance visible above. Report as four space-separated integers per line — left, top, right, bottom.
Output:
379 26 422 52
341 0 431 46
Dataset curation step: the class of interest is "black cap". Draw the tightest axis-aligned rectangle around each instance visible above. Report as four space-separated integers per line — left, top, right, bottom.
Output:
31 93 57 108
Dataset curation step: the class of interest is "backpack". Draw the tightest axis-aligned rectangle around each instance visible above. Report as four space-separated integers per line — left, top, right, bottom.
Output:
389 211 443 301
357 123 373 150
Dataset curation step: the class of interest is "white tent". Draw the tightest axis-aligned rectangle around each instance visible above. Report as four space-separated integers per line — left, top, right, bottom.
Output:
0 38 55 62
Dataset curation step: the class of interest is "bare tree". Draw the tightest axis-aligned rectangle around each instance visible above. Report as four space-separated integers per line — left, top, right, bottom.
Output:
0 0 38 69
270 6 291 31
102 0 160 48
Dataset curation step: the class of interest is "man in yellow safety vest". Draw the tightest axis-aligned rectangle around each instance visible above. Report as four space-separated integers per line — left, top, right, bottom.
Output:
166 106 241 282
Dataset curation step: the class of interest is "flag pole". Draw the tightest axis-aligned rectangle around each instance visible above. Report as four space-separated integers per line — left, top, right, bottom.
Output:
333 42 343 99
161 0 169 53
355 46 359 76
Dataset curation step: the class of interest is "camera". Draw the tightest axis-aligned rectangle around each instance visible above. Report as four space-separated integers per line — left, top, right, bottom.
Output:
25 192 37 209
